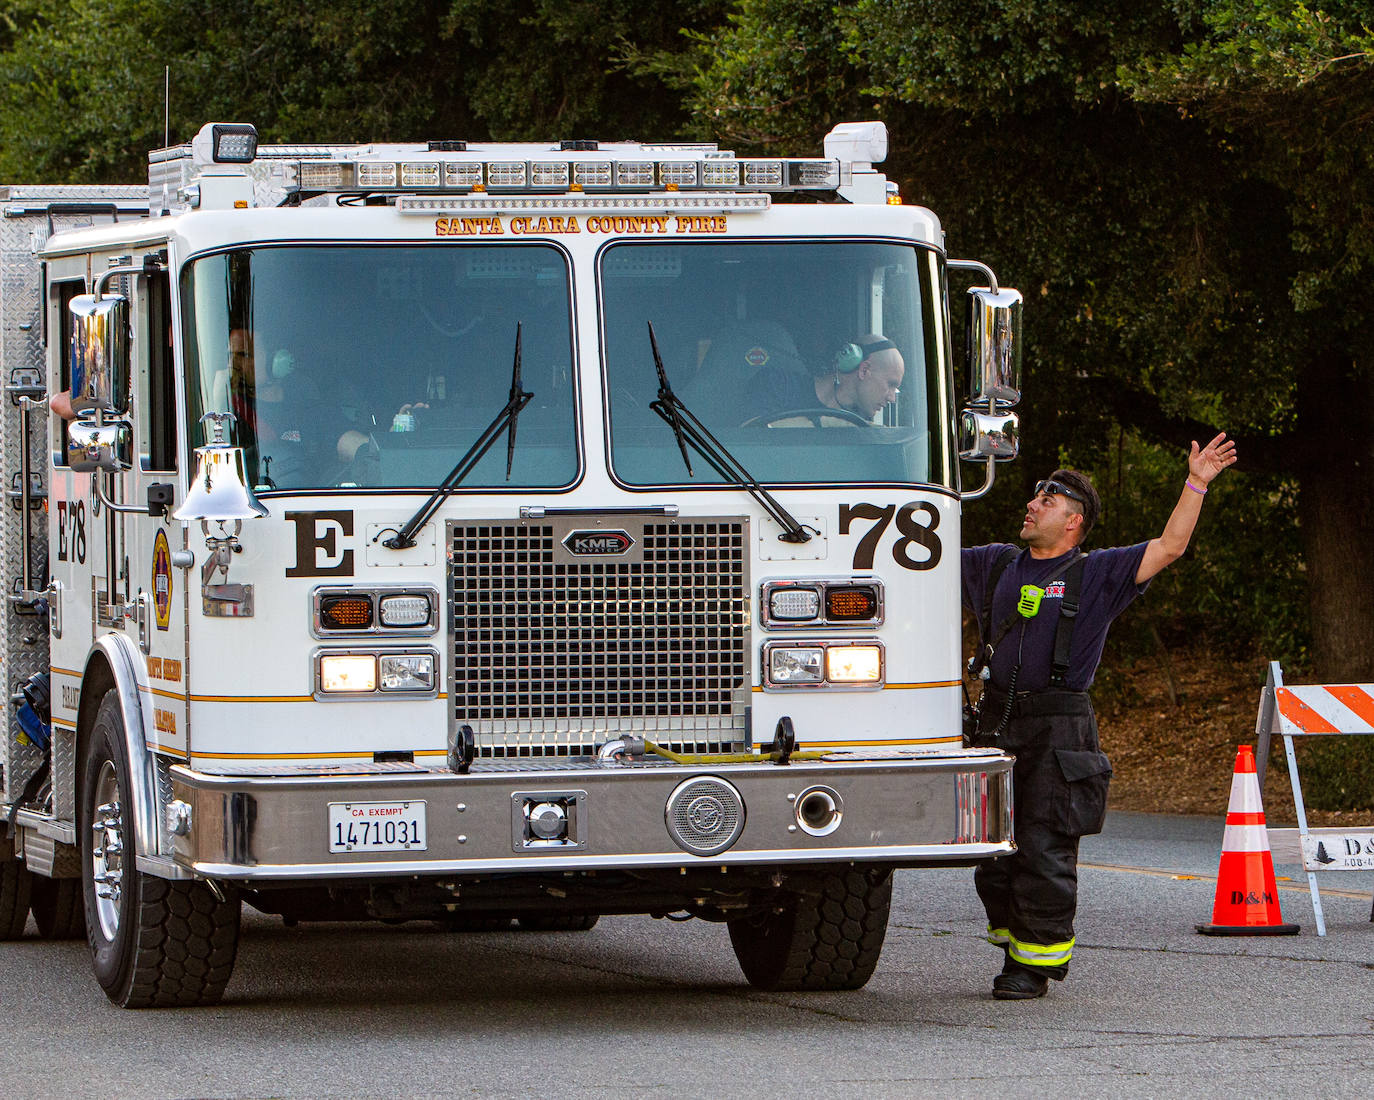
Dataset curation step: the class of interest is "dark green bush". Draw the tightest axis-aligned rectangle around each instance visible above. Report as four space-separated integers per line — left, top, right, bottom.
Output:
1297 738 1374 813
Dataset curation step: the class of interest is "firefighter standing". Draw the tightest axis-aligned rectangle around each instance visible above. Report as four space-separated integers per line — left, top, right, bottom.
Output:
962 433 1237 999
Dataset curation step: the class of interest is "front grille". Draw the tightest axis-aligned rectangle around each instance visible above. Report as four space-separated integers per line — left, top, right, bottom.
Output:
450 516 750 757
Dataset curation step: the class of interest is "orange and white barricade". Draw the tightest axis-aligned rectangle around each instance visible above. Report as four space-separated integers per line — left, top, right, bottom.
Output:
1255 660 1374 936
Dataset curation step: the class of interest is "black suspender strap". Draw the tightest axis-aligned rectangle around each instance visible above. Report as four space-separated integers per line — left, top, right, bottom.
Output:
969 547 1018 677
1049 551 1090 689
979 547 1017 644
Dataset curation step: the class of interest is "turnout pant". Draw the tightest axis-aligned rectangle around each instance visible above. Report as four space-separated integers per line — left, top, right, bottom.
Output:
972 690 1112 979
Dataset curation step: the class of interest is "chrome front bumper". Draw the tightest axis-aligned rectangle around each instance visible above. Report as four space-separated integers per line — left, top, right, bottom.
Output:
168 749 1013 881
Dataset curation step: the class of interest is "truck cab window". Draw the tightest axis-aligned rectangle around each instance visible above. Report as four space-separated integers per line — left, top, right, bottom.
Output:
50 279 86 467
601 241 952 489
141 270 176 471
180 244 577 492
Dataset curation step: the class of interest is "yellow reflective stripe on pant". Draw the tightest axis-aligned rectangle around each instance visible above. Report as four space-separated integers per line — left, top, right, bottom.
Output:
1007 934 1074 968
986 925 1010 947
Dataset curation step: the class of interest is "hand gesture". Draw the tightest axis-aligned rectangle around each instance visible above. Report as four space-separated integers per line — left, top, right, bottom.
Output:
1189 432 1237 486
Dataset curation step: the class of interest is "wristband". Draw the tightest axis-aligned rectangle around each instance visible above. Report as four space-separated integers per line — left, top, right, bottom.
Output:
1185 479 1207 495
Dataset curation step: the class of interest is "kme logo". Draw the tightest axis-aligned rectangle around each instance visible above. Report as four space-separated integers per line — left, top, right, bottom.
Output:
562 529 634 556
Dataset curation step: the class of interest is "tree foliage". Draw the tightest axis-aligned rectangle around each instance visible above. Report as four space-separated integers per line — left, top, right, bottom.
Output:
690 1 1374 680
0 0 726 180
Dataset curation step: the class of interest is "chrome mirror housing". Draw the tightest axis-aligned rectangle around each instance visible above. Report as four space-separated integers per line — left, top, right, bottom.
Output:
67 419 133 473
69 294 131 416
959 409 1019 461
966 287 1022 407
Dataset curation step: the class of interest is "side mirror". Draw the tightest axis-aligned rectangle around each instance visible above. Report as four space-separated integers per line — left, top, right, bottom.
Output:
955 279 1023 501
67 419 133 473
69 293 131 416
959 409 1019 461
965 287 1022 407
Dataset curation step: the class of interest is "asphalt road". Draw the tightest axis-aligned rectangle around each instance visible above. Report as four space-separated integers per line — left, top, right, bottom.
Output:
3 810 1373 1099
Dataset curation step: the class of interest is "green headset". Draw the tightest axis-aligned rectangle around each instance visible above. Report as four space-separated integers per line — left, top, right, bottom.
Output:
834 336 898 373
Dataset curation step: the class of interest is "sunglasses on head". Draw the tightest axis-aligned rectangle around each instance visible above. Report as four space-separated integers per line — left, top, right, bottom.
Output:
1034 478 1086 504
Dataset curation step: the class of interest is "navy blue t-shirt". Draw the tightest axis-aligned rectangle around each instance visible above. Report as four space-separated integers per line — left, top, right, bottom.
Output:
961 542 1151 693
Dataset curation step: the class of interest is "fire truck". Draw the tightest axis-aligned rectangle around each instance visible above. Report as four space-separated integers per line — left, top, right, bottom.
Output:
0 120 1023 1007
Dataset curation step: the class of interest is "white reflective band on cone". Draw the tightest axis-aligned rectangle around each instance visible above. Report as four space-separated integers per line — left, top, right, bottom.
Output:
1222 823 1273 853
1228 770 1265 813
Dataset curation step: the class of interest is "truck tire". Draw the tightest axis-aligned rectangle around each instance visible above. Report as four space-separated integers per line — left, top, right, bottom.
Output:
30 875 84 940
0 857 33 939
727 867 892 991
80 693 241 1007
515 913 600 932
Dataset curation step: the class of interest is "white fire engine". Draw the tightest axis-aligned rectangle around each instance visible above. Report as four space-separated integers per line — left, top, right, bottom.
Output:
0 120 1023 1007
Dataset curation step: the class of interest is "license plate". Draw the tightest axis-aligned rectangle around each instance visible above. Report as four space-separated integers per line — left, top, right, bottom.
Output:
328 801 427 853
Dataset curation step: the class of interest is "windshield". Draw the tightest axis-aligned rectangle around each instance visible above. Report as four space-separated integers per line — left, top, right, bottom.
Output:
181 244 577 491
602 240 953 488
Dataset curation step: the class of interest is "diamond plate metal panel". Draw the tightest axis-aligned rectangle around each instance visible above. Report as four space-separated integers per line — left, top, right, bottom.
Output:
20 831 80 878
51 727 77 820
149 144 358 212
0 186 145 805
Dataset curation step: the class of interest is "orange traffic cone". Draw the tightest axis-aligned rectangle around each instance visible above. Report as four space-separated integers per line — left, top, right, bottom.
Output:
1197 744 1299 936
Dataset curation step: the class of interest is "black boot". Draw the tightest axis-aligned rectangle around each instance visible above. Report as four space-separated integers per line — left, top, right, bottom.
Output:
992 959 1049 1000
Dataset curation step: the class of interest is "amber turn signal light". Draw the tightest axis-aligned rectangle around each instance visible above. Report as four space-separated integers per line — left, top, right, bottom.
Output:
319 595 373 631
825 586 879 621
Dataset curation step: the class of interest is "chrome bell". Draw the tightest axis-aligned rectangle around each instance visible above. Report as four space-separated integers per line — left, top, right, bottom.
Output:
173 413 268 522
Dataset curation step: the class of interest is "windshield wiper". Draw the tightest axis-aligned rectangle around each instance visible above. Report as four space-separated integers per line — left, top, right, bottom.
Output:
504 323 526 478
646 322 813 544
385 323 533 550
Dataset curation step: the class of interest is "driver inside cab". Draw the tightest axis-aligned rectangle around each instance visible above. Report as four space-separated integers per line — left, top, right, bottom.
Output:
747 334 904 426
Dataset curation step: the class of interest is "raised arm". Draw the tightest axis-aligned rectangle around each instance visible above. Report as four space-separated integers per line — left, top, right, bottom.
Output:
1135 432 1237 584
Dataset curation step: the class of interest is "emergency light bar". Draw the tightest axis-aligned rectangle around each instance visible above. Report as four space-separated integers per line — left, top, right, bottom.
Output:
149 121 892 212
289 157 842 196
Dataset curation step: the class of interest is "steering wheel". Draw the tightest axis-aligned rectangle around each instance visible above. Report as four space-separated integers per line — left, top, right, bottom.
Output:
741 407 873 429
329 437 381 488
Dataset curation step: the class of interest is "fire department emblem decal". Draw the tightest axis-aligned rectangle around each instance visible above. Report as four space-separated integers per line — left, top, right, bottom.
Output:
744 345 770 368
152 530 172 630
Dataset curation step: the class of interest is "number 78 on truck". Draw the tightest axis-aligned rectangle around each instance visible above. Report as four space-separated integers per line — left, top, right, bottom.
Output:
0 119 1024 1006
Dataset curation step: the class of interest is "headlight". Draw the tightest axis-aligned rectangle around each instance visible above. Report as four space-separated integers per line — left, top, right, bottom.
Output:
826 645 883 683
314 648 439 699
769 646 824 684
319 655 376 693
379 653 435 692
762 640 885 689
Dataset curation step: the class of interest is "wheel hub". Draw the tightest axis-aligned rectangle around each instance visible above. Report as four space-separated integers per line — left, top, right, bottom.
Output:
90 760 124 941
